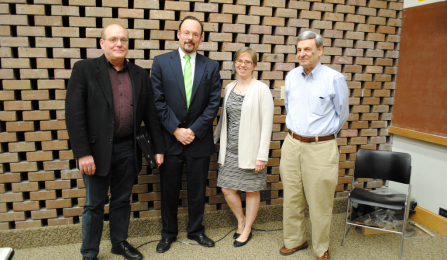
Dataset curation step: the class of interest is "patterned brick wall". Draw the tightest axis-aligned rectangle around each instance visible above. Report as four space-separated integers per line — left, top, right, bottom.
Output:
0 0 401 230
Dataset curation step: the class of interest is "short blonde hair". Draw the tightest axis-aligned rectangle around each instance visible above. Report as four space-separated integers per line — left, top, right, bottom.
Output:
232 47 257 74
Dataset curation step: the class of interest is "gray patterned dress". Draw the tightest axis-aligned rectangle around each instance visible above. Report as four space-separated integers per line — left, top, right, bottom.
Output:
217 90 267 192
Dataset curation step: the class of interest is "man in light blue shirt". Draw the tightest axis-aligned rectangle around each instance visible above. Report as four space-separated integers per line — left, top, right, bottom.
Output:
279 31 349 260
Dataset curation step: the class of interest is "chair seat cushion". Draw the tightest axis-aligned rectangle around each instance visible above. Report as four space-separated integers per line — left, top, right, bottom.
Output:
349 188 407 210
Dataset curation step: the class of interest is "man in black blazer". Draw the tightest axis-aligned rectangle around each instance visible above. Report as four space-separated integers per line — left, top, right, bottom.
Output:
65 24 166 260
151 16 221 252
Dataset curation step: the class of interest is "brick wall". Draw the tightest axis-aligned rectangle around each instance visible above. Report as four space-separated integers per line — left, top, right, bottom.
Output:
0 0 401 230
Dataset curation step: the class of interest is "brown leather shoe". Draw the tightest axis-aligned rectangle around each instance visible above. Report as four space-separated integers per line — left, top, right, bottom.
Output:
279 241 308 256
317 250 330 260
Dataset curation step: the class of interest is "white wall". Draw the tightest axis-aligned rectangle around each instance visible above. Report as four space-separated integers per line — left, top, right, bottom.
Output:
389 135 447 214
403 0 446 9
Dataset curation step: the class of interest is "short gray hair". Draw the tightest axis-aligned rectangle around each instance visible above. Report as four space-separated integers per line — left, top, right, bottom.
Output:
297 31 323 47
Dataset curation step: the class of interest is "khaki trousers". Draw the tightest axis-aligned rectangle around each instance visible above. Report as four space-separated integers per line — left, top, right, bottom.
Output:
280 134 339 257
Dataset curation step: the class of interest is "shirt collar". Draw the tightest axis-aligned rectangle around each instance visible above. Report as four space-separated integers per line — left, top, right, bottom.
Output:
300 62 322 80
178 48 197 62
104 55 128 71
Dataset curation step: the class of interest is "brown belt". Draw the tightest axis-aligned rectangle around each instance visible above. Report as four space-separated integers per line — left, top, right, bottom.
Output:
288 130 335 143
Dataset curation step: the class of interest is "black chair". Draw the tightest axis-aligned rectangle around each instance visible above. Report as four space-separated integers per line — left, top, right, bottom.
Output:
341 149 412 258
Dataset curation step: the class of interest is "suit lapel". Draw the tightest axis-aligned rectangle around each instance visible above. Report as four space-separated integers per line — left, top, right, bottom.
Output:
168 50 187 103
191 53 206 104
96 55 114 109
128 63 141 112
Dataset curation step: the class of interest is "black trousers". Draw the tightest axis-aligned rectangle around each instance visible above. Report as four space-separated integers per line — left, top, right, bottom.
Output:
80 138 137 258
160 150 210 239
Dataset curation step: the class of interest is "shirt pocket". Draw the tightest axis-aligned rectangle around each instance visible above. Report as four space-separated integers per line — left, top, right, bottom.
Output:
312 96 331 116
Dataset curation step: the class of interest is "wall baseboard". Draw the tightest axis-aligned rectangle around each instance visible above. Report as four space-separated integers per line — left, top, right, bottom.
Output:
410 206 447 236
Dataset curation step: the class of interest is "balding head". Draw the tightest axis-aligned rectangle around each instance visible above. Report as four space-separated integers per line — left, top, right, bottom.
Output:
99 24 129 66
101 24 129 40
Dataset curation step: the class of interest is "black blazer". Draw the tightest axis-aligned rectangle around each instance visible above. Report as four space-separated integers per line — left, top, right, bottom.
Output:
152 49 221 157
65 55 166 177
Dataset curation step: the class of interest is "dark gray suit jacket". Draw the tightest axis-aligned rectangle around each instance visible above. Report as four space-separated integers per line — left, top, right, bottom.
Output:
151 50 221 157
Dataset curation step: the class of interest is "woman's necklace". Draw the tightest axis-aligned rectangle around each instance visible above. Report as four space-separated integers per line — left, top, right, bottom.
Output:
236 80 251 94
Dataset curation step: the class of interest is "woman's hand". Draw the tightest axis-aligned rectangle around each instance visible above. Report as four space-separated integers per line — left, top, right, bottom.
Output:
255 160 266 172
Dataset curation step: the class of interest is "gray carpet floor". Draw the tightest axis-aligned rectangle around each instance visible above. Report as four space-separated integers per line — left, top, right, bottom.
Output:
11 213 446 260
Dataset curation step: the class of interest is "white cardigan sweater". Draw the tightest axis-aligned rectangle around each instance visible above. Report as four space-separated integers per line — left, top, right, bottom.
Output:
214 78 274 169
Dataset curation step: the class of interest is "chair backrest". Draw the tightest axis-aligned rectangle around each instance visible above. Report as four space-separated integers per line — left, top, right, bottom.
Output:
354 149 412 184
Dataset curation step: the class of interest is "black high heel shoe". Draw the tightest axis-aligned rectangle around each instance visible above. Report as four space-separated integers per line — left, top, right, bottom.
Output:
233 232 252 247
233 232 241 239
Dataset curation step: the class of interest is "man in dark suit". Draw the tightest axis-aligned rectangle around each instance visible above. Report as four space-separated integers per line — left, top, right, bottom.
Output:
151 16 221 253
65 24 166 260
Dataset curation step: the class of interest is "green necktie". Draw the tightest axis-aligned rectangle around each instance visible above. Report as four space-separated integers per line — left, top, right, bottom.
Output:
183 55 192 111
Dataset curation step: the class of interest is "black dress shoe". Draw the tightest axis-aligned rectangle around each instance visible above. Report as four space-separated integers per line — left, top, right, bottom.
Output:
233 232 252 247
82 257 98 260
187 234 215 247
233 232 241 239
156 237 177 253
111 241 143 260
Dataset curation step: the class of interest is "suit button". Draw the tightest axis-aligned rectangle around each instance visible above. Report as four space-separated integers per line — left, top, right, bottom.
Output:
184 107 187 110
183 121 186 123
110 140 112 144
111 123 114 126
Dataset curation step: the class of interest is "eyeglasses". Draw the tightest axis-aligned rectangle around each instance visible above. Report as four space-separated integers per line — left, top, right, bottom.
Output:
181 31 201 39
235 60 253 66
106 37 129 45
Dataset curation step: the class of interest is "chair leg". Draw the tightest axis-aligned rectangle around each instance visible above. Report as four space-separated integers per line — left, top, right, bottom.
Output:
341 199 352 246
400 215 407 258
399 185 412 258
399 209 409 257
399 217 407 258
399 233 405 258
342 225 352 246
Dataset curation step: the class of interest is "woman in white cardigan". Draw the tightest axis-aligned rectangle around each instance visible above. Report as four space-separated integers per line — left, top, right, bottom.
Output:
214 47 274 247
